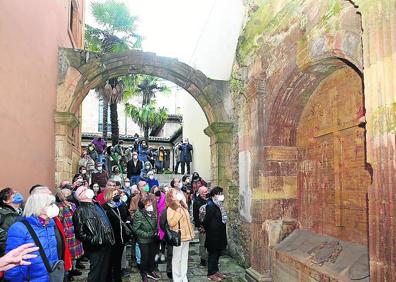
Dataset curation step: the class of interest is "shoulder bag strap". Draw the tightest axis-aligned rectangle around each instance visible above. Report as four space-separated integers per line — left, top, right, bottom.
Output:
21 220 52 273
142 211 156 233
110 208 126 224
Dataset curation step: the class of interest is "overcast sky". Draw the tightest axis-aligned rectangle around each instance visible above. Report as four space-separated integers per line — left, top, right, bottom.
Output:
85 0 245 80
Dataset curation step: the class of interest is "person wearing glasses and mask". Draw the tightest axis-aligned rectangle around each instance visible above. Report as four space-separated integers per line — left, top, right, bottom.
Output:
73 186 115 282
5 192 63 282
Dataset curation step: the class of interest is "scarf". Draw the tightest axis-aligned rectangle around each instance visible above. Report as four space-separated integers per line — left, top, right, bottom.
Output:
212 199 228 224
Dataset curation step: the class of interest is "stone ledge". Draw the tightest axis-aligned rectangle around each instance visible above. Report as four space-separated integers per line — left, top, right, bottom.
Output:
245 267 272 282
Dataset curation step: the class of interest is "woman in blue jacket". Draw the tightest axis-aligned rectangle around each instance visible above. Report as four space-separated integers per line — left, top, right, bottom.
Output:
5 192 61 282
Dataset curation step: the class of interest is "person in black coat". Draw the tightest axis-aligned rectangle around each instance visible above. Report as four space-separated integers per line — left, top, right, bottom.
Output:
202 187 228 281
103 188 130 282
127 151 143 185
178 138 193 174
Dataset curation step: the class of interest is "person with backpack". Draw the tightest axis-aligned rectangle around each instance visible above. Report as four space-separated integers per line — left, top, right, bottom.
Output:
202 187 228 281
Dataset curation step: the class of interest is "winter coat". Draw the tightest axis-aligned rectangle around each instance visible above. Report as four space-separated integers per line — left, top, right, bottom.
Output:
5 216 59 282
192 195 207 228
91 138 106 154
167 206 194 242
202 199 227 252
132 209 157 244
138 145 149 162
179 143 193 162
91 170 109 188
129 193 157 216
72 202 115 251
126 159 143 178
0 205 19 255
103 202 130 245
57 201 84 259
156 193 166 240
146 178 160 189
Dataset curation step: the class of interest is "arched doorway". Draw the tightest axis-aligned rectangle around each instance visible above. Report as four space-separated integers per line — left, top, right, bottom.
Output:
55 48 233 188
296 66 370 244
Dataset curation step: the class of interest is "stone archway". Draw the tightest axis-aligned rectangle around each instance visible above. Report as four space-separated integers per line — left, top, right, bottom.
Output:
55 48 233 188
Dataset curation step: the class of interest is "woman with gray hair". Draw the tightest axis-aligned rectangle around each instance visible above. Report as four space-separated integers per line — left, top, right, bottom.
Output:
5 192 63 281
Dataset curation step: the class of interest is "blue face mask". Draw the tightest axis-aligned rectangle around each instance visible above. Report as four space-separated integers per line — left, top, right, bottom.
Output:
12 193 24 204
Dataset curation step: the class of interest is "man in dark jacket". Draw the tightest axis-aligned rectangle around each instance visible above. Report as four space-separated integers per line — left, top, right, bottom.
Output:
127 152 143 185
192 186 208 266
178 138 193 174
73 186 115 282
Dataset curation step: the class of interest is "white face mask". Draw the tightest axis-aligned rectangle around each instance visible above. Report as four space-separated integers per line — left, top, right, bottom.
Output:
216 195 225 202
149 175 154 180
146 205 154 212
176 192 183 201
124 182 130 187
97 167 102 171
178 182 183 189
81 170 87 174
46 204 60 218
164 186 169 192
121 195 128 203
85 189 95 199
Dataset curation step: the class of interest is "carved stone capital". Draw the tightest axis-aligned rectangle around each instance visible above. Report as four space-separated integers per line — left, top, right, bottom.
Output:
55 111 80 129
204 122 234 142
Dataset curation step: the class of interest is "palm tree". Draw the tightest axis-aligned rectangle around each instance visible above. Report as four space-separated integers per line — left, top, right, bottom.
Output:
125 103 169 142
85 0 141 145
123 74 171 142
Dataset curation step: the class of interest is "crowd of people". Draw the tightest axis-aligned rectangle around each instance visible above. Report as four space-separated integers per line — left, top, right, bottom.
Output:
0 138 227 282
79 135 194 187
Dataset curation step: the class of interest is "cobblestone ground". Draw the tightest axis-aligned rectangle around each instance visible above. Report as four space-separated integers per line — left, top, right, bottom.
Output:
74 233 246 282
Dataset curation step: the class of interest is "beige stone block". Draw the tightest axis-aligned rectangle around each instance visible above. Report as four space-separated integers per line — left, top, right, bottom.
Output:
252 176 297 200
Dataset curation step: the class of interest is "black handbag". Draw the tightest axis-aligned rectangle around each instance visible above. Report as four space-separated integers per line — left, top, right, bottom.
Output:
22 220 65 282
164 220 181 247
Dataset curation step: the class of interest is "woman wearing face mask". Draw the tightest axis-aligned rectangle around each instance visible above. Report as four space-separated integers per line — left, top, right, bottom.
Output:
0 188 23 256
140 161 153 180
166 188 194 282
132 195 160 282
73 186 115 282
146 171 159 189
78 166 89 184
103 188 130 282
5 193 64 281
91 183 100 197
56 189 84 280
202 187 228 281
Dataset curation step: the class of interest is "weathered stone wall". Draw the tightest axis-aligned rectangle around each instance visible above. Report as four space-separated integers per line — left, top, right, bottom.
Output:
297 67 369 245
230 0 367 279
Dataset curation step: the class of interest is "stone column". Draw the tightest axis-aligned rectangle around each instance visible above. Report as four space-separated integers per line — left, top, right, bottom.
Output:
204 122 234 189
357 0 396 280
54 111 80 186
